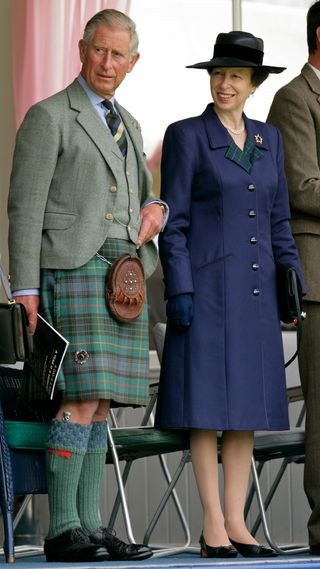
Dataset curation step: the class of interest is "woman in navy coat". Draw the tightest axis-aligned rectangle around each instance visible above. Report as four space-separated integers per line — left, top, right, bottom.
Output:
155 32 304 558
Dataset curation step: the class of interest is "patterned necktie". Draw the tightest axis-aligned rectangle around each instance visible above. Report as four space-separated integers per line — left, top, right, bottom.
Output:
103 99 127 157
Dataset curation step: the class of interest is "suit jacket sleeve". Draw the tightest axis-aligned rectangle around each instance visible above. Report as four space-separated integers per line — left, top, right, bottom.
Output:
8 104 61 289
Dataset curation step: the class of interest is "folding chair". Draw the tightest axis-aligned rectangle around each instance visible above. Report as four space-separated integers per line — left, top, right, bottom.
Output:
152 323 308 554
245 328 308 554
0 369 48 562
0 347 195 561
105 322 197 556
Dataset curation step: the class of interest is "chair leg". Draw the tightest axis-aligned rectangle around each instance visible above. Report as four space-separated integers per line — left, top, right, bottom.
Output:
13 494 33 531
107 460 133 531
106 422 137 544
0 405 15 563
143 450 191 548
250 457 309 554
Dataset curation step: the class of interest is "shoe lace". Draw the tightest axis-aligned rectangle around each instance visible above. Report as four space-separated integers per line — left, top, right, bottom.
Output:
70 528 90 544
100 528 128 551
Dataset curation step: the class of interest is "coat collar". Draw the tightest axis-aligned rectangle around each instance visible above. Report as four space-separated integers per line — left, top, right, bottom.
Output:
202 103 268 153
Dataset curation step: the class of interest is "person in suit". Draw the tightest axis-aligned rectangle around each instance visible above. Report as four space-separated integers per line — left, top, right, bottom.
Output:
267 0 320 554
7 9 166 563
155 31 304 559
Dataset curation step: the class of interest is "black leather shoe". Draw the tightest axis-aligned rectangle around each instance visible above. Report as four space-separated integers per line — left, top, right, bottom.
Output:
199 532 238 558
310 544 320 555
229 538 277 557
89 527 153 560
44 527 110 562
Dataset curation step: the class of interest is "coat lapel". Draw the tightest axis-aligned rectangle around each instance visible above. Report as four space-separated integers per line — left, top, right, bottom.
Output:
202 104 268 172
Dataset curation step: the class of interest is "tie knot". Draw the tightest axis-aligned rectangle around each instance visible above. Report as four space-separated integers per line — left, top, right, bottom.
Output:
102 99 114 112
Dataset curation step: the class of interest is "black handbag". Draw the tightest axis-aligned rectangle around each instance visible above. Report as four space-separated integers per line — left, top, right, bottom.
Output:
276 264 305 368
276 264 302 324
0 264 33 364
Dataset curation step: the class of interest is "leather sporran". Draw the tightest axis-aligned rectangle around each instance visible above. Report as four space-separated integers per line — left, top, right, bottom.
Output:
106 254 145 323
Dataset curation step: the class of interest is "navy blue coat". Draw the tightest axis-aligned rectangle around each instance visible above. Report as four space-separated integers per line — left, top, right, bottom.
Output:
155 104 304 431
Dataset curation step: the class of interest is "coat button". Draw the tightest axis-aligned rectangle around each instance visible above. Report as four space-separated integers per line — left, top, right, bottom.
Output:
109 185 117 193
253 288 260 296
105 213 113 220
252 263 260 271
248 210 256 217
248 184 255 192
250 236 257 244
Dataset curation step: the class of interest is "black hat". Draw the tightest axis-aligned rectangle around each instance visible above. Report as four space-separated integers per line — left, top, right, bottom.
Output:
186 31 285 74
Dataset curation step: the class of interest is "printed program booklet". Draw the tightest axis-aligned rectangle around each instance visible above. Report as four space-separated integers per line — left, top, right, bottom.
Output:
29 314 69 399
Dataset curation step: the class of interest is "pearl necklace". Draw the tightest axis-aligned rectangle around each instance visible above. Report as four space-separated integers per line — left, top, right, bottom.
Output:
220 120 245 135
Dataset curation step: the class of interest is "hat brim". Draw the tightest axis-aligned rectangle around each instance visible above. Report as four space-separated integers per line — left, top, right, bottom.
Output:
186 57 285 74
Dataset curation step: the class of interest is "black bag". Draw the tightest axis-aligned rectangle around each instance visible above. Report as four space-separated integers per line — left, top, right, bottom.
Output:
276 264 302 324
0 264 33 364
276 264 305 368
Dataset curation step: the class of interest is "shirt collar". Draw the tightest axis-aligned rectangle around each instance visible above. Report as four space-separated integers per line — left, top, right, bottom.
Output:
77 74 116 107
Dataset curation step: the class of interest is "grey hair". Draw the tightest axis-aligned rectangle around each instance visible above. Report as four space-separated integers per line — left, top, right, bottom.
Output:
82 9 139 56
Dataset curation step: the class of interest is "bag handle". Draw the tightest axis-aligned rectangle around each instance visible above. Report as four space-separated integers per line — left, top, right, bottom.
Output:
0 263 15 304
284 269 306 368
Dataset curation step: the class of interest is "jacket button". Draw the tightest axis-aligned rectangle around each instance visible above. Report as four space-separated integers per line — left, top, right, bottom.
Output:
248 210 256 217
105 213 113 220
250 236 257 244
248 184 255 191
110 186 117 193
252 263 260 271
253 288 260 296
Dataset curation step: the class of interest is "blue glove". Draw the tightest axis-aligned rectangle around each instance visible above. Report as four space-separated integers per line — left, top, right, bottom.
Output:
166 294 193 330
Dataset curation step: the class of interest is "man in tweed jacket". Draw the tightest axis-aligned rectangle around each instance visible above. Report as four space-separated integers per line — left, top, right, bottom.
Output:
7 9 165 563
267 0 320 554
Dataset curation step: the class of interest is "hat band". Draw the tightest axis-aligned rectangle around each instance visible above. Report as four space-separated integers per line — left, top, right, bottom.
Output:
213 43 264 65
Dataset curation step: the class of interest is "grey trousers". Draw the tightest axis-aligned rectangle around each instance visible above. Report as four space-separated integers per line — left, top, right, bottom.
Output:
298 300 320 545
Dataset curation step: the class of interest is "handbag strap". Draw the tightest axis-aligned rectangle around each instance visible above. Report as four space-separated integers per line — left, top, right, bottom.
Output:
0 263 14 303
284 269 306 368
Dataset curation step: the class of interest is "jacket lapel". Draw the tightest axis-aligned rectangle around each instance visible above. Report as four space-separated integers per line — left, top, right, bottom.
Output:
66 80 122 180
117 102 152 197
301 62 320 103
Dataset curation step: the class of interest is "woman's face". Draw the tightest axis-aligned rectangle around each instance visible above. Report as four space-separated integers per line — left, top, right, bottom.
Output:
210 67 254 114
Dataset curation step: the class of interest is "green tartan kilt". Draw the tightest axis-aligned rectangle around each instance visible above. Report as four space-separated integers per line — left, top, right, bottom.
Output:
36 238 149 406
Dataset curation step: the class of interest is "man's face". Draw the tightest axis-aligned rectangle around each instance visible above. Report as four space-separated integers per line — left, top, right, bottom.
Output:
79 24 139 99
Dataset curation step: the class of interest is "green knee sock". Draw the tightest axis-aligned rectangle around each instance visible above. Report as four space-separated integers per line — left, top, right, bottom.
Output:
77 421 108 534
46 419 92 538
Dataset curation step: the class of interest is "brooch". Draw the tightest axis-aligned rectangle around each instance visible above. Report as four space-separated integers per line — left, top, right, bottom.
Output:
74 350 90 365
254 133 263 144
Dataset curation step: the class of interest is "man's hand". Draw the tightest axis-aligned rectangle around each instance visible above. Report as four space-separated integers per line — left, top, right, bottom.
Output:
14 295 40 335
136 203 164 249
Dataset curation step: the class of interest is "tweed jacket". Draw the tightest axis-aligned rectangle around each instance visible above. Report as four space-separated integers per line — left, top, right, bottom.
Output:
268 63 320 300
8 79 157 290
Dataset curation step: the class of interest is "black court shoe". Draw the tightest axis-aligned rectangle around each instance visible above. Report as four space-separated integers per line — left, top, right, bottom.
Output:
229 538 278 557
44 527 110 562
89 527 153 560
199 532 238 558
